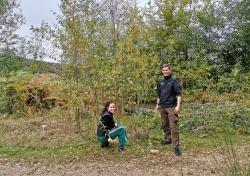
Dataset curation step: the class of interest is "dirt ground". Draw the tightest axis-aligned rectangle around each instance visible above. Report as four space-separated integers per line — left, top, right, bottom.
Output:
1 146 249 176
0 154 216 176
0 118 249 176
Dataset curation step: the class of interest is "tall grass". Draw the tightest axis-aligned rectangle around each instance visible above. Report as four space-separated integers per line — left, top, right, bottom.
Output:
214 115 250 176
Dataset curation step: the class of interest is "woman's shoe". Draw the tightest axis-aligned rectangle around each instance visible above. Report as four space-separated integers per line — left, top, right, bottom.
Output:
101 141 109 148
118 145 125 152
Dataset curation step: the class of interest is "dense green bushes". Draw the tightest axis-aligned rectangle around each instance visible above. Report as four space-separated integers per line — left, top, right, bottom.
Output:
0 0 249 141
123 100 250 144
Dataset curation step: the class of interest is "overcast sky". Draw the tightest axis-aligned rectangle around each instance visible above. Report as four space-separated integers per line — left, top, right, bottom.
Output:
18 0 147 37
18 0 60 36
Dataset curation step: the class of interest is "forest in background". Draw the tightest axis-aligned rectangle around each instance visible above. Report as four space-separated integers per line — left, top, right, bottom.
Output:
1 0 249 117
0 0 249 175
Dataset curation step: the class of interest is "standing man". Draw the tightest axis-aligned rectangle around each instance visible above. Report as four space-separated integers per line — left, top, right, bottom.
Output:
155 64 182 156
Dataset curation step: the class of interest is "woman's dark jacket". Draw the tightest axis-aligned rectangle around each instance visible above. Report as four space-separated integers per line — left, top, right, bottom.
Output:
97 111 115 136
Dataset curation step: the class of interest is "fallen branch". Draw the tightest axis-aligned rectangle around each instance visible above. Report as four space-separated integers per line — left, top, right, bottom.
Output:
124 107 155 115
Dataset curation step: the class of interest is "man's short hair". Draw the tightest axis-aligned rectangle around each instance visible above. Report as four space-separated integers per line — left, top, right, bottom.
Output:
162 64 171 70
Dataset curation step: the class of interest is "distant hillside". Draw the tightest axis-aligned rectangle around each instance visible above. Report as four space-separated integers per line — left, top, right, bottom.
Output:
0 52 61 75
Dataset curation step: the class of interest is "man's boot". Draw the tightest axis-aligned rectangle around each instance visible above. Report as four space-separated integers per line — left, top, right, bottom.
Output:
161 139 172 145
174 147 181 156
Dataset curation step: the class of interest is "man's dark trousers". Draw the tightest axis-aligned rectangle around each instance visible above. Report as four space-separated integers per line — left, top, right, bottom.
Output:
160 107 179 149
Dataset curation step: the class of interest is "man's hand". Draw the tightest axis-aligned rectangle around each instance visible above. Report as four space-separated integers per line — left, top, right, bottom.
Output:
174 96 182 114
155 98 160 113
174 105 181 114
154 104 159 113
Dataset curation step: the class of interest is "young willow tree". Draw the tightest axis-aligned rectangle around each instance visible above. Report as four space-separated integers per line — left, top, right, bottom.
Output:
55 0 160 118
88 1 160 113
55 0 109 134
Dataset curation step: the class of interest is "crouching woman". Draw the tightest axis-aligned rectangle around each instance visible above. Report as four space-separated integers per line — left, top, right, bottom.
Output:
97 101 128 152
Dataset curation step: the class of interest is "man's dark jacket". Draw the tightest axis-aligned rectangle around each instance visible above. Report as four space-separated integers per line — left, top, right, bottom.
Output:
157 75 182 108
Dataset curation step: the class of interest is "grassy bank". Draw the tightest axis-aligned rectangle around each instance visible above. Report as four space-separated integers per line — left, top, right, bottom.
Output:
0 118 249 162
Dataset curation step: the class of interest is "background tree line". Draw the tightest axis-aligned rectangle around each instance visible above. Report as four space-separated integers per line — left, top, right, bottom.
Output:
0 0 249 115
0 3 249 174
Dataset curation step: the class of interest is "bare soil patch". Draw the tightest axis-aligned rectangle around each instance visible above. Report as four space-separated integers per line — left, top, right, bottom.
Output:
1 145 249 176
0 118 249 176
